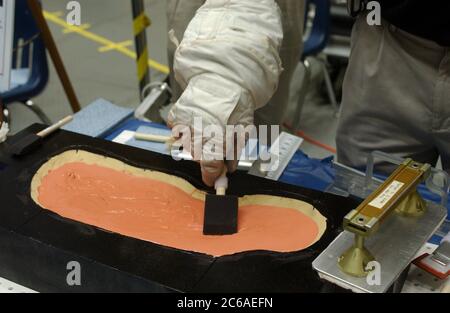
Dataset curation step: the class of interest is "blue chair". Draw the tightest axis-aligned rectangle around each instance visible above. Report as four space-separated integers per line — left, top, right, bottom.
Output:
1 0 51 125
292 0 337 130
303 0 331 59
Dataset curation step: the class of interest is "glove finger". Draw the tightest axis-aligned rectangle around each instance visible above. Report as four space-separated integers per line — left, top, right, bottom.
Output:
201 160 225 187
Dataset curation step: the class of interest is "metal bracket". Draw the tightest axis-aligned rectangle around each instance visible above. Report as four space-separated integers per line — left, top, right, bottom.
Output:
134 82 172 123
339 159 431 276
314 151 449 291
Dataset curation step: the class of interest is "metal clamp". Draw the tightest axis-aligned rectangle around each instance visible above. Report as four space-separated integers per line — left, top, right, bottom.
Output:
339 158 432 277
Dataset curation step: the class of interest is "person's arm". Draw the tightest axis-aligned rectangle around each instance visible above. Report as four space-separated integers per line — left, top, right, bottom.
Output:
168 0 283 186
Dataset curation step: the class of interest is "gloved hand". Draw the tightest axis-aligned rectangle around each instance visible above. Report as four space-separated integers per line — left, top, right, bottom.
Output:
168 0 284 186
168 74 254 186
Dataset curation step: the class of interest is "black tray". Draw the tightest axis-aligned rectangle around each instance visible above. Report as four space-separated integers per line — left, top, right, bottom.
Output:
0 124 360 292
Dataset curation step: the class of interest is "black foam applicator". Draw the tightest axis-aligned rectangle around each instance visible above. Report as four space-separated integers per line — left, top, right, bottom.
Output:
203 171 238 235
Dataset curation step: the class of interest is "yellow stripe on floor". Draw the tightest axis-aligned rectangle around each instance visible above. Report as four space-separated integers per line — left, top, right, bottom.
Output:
98 40 133 53
43 11 170 75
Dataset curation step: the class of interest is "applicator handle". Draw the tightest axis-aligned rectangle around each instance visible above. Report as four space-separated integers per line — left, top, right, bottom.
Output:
215 168 228 196
134 133 172 143
37 115 73 138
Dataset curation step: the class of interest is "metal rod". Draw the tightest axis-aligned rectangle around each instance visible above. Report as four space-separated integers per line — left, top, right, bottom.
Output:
22 100 52 125
355 234 365 250
131 0 150 100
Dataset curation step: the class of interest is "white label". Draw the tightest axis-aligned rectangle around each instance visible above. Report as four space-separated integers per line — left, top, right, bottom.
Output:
112 130 135 144
369 180 405 209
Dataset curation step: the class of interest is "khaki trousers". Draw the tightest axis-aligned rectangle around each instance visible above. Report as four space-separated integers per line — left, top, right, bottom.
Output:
337 16 450 172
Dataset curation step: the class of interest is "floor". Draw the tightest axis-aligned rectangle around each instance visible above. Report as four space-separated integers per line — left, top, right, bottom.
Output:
8 0 339 160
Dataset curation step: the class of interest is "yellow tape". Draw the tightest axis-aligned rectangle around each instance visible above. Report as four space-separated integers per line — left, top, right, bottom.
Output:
137 48 149 81
133 13 151 36
98 40 133 53
43 11 169 75
62 23 91 34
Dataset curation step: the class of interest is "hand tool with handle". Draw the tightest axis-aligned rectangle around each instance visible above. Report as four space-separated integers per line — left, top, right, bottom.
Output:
10 115 73 156
203 168 238 235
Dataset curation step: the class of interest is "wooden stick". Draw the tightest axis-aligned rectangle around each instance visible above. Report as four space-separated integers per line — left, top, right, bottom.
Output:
37 115 73 138
134 133 172 143
27 0 81 113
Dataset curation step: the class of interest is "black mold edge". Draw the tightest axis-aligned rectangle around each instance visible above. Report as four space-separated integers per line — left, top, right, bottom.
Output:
1 125 359 292
0 227 176 293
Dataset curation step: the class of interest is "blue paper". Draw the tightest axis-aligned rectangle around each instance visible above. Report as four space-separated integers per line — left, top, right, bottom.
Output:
63 98 133 137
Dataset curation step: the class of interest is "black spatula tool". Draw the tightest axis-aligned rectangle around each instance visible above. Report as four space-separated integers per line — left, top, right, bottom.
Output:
203 170 238 235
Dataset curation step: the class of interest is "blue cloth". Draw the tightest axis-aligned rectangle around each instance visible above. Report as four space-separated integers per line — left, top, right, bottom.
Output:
280 151 335 192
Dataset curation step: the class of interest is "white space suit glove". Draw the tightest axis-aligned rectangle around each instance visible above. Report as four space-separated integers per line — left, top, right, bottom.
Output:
168 0 283 186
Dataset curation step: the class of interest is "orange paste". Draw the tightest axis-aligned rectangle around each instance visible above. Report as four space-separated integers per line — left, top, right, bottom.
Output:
36 162 320 257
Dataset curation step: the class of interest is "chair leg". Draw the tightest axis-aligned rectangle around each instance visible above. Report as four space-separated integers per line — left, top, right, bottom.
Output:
321 60 340 117
3 107 11 126
0 108 11 142
21 100 52 125
292 59 312 131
